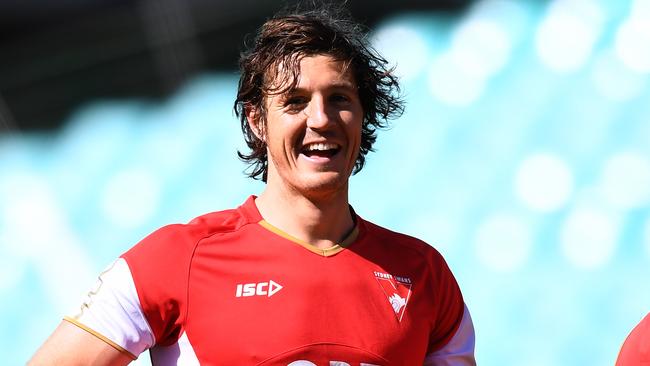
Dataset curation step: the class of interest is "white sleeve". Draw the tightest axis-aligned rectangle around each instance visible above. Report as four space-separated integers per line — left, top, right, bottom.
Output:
424 304 476 366
65 258 155 359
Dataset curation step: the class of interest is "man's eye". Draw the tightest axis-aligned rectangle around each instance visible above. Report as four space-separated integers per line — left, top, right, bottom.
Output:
285 97 307 106
330 94 350 103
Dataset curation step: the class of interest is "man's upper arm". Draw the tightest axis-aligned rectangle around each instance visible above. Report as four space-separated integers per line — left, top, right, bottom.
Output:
28 320 134 366
30 258 155 365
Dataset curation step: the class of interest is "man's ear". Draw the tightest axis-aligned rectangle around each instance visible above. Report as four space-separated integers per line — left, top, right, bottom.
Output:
245 106 265 142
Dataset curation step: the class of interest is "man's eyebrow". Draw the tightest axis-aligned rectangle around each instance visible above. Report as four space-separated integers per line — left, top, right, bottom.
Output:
329 81 357 90
288 81 357 94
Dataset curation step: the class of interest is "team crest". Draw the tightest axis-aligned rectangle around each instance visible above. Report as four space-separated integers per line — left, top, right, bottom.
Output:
374 271 412 322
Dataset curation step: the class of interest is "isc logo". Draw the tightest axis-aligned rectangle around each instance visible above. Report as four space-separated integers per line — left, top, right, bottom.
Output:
235 280 283 298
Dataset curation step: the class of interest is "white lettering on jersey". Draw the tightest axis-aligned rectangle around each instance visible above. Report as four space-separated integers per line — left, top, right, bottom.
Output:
235 280 283 297
372 271 412 284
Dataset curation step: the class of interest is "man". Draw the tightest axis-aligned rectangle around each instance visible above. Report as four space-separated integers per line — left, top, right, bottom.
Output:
616 313 649 366
30 7 475 366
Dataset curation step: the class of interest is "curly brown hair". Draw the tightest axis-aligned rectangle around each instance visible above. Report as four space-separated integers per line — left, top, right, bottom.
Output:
233 6 404 182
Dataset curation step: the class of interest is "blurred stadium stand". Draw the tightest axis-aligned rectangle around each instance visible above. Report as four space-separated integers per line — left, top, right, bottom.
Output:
0 0 470 131
2 0 650 365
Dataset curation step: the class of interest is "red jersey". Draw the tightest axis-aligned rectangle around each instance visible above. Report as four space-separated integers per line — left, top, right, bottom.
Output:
616 313 650 366
66 196 475 365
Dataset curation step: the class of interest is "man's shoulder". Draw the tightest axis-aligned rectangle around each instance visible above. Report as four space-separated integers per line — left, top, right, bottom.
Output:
154 207 250 242
123 199 258 259
360 217 444 261
186 205 254 234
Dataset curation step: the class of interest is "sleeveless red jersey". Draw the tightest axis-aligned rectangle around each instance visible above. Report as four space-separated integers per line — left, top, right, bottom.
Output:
66 196 475 365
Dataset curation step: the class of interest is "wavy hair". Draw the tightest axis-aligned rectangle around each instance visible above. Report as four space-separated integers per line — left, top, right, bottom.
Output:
233 6 404 181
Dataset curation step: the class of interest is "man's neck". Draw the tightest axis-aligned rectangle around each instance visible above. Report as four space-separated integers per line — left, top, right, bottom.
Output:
255 184 355 250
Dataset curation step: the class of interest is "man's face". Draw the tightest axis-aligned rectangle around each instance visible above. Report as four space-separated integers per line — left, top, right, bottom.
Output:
256 54 363 198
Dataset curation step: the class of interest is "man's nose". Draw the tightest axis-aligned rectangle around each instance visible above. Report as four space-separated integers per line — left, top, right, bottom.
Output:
305 97 332 129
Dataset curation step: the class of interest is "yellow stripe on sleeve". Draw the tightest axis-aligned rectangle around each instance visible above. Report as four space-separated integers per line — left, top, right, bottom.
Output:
63 316 138 360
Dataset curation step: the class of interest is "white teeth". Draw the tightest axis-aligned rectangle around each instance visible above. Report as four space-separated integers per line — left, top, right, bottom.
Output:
305 142 338 151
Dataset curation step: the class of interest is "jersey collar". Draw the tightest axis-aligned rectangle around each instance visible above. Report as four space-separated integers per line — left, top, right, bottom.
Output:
240 195 361 257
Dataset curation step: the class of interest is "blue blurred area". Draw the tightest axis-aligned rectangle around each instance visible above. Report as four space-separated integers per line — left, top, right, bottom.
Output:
3 0 650 364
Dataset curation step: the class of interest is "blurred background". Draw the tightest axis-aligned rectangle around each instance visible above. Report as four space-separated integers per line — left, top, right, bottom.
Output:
2 0 650 364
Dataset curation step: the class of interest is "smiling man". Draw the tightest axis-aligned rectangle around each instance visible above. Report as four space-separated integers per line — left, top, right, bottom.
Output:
251 54 363 252
30 7 475 366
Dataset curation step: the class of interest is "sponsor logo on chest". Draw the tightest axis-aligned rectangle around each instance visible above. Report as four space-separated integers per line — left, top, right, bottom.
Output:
235 280 283 298
373 271 412 322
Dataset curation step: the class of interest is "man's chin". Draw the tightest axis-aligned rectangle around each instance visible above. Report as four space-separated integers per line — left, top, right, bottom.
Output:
296 172 349 197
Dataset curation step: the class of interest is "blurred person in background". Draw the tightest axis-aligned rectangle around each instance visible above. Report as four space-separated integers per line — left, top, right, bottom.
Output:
29 5 475 366
616 313 649 366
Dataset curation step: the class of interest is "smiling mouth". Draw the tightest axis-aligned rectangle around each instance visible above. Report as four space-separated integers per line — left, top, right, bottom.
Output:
301 142 341 159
